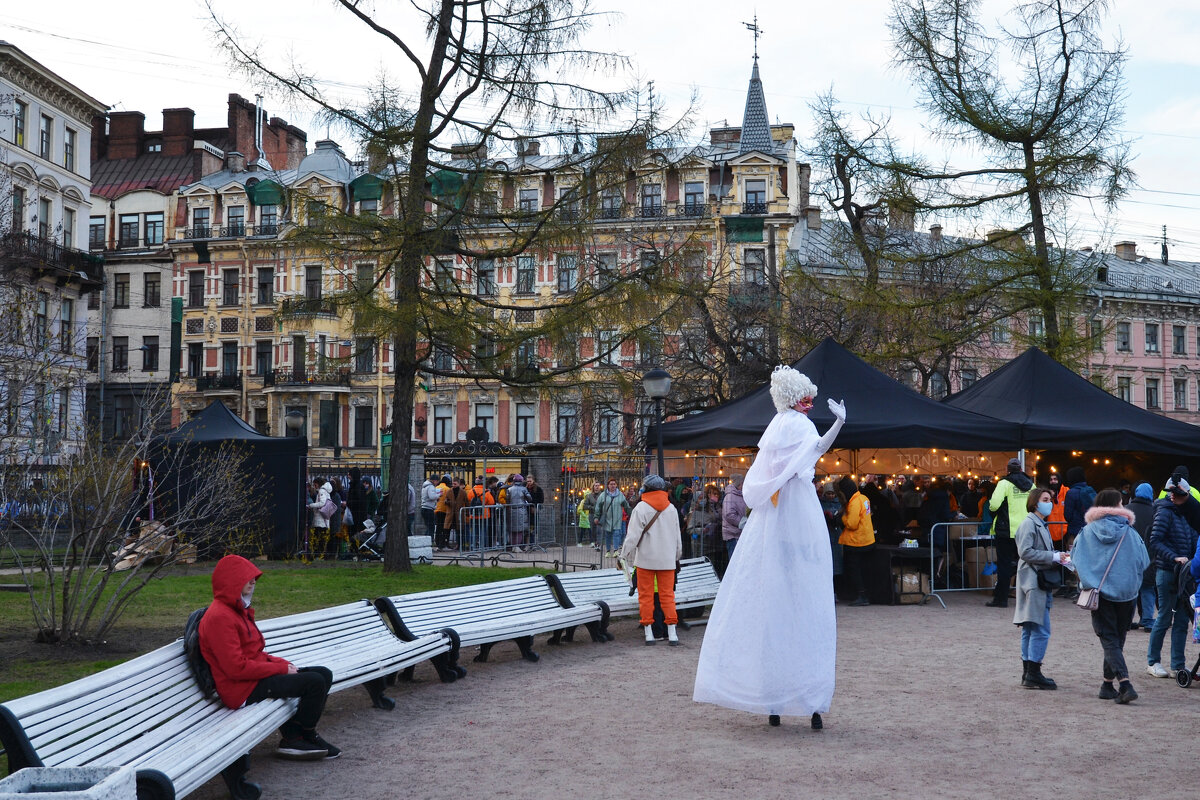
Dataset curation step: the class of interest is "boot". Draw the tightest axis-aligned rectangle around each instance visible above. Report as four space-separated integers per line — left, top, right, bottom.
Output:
666 624 680 646
850 594 870 607
1023 662 1057 690
1021 659 1031 685
644 625 656 646
810 712 823 730
768 714 780 727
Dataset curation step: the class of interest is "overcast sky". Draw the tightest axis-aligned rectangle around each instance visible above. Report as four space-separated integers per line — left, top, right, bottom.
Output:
4 1 1199 260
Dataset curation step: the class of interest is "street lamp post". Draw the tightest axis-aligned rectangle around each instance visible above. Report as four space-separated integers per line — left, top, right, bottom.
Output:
642 368 671 477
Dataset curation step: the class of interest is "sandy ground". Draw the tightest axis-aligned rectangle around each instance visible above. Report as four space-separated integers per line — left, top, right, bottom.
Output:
190 590 1200 800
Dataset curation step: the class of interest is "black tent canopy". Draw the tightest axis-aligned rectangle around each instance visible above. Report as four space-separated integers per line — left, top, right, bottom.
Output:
657 338 1020 451
943 347 1200 455
159 401 307 556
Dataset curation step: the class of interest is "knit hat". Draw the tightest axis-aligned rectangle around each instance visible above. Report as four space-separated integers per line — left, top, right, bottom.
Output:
1166 477 1191 497
1134 482 1153 500
512 474 525 483
641 474 668 492
1007 458 1022 473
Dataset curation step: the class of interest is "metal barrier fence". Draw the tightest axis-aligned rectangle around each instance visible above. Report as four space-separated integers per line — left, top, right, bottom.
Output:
926 519 1070 604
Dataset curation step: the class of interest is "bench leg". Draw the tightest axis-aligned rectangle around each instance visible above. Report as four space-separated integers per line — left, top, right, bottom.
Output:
473 642 495 663
394 665 416 683
515 635 539 663
364 677 396 711
584 620 609 643
547 627 565 645
219 754 261 800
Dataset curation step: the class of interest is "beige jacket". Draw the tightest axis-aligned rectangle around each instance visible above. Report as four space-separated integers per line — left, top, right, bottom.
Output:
621 493 683 570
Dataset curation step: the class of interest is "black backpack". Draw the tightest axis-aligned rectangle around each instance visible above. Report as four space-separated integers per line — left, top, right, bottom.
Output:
184 607 218 700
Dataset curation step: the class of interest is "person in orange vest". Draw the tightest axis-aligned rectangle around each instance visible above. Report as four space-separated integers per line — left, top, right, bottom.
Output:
1046 472 1068 545
465 476 494 549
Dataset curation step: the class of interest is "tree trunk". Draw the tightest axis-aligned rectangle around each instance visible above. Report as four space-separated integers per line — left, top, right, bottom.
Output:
1024 140 1060 358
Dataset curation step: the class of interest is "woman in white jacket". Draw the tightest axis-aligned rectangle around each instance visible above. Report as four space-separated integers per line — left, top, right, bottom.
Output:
620 474 684 645
306 480 333 559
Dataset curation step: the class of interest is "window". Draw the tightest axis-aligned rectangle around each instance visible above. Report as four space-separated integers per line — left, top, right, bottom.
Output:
60 298 74 354
38 198 50 239
556 403 578 444
56 389 69 436
557 254 578 293
1028 315 1044 340
1175 378 1188 410
558 187 579 220
961 369 978 390
516 402 535 448
596 253 617 289
142 336 159 372
143 272 161 307
516 256 535 294
88 289 99 309
355 337 376 373
13 100 26 147
597 329 618 365
118 214 139 248
597 407 620 445
222 269 239 306
640 183 662 216
192 207 210 237
62 208 75 248
684 251 706 283
284 406 307 439
1145 323 1159 354
221 342 238 376
147 142 161 153
355 263 373 296
432 344 453 372
744 178 766 211
11 187 23 232
63 128 76 171
113 395 134 440
35 293 49 346
930 372 949 400
226 206 245 236
1091 319 1103 351
113 273 130 308
474 334 496 369
474 403 494 439
518 188 538 213
434 259 454 292
259 205 278 234
89 217 105 249
476 259 496 296
1116 322 1130 352
599 189 622 219
249 340 270 376
112 336 129 372
86 337 99 372
359 198 378 215
253 408 269 435
640 250 659 272
187 270 204 307
433 404 454 444
144 212 163 246
1114 376 1131 402
354 406 374 448
683 181 705 214
39 115 52 160
743 248 766 285
1146 377 1160 409
1174 325 1187 356
991 320 1011 344
257 268 274 304
305 266 322 300
187 343 202 378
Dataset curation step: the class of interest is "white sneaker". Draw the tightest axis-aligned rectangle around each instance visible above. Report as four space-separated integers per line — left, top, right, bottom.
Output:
1147 662 1171 678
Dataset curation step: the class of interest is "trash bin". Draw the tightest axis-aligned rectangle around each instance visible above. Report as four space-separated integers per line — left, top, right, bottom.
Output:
0 766 136 799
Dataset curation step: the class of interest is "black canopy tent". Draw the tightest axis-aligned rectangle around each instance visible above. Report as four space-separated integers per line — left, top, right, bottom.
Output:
156 401 307 557
943 347 1200 456
655 338 1020 452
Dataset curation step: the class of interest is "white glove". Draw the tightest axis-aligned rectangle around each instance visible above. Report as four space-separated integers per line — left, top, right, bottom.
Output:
827 398 846 422
817 400 846 453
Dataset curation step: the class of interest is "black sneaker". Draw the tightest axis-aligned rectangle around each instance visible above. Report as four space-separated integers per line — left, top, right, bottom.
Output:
276 737 328 760
303 731 341 760
1097 682 1119 700
1115 682 1138 705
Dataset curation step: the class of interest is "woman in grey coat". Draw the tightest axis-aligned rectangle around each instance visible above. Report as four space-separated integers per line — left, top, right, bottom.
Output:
1013 488 1071 689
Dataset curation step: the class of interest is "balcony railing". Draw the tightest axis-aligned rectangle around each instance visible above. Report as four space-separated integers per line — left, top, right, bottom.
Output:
221 224 247 238
679 202 709 218
253 223 280 237
515 275 536 295
0 231 103 282
638 204 665 219
195 373 243 391
742 202 768 215
597 206 623 220
267 368 351 387
279 296 337 316
184 225 212 239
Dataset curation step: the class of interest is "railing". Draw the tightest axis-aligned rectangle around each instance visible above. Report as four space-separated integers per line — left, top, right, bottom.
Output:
596 206 623 220
252 223 280 237
267 368 351 387
638 204 665 218
0 231 102 279
742 202 768 215
183 225 212 239
195 373 243 390
221 224 246 238
515 275 536 295
279 296 337 316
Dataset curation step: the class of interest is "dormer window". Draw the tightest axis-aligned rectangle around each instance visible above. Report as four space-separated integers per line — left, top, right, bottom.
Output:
359 198 378 215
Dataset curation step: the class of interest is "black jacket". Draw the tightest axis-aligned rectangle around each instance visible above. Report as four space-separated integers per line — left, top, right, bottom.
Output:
1149 498 1200 572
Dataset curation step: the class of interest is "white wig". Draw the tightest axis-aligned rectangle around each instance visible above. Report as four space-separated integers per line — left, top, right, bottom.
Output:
769 365 818 413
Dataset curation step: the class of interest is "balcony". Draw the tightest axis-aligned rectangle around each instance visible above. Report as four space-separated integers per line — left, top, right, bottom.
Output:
221 224 247 238
597 206 623 220
252 223 280 237
0 231 103 284
678 202 709 218
267 368 351 387
195 372 243 391
727 281 776 310
741 202 769 215
279 296 337 317
638 204 665 219
183 225 212 240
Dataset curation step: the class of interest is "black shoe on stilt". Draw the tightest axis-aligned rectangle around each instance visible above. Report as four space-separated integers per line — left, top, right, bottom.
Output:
811 713 823 731
768 714 780 727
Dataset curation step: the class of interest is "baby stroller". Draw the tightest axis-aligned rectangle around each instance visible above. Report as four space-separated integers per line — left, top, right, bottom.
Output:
355 518 386 561
1175 564 1199 687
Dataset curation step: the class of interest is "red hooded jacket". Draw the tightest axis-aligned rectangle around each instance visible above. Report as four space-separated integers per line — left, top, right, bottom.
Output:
199 554 291 709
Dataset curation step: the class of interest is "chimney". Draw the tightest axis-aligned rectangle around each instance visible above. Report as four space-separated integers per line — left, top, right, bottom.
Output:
1114 240 1137 261
986 229 1024 250
929 224 943 242
887 200 915 232
518 139 540 157
161 108 195 158
451 142 488 162
797 163 811 209
267 116 308 171
225 151 246 173
107 111 146 160
91 113 107 161
802 205 822 231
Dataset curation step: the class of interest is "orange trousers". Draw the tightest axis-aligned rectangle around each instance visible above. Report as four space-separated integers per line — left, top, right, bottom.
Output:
636 568 677 626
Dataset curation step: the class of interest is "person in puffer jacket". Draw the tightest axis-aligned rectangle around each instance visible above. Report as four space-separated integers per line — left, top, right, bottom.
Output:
1145 478 1200 679
199 554 339 760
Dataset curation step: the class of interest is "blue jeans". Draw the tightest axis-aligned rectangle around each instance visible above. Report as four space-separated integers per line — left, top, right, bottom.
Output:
726 538 738 559
602 527 624 552
1021 593 1052 663
1138 573 1157 627
1147 567 1189 670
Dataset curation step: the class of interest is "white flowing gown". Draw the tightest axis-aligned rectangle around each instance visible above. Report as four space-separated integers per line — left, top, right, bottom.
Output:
693 408 836 716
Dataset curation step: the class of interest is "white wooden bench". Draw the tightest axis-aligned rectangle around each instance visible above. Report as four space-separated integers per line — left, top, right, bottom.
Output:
0 601 452 800
375 575 609 675
546 557 722 642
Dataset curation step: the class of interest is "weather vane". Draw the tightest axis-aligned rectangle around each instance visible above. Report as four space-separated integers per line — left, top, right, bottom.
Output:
743 14 762 60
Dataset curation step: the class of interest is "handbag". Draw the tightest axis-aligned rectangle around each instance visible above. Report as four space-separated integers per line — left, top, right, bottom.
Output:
319 498 337 518
1036 567 1063 592
1076 529 1126 611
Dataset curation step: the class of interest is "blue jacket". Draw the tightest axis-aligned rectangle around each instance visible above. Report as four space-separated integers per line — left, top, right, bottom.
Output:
1071 507 1149 602
1149 498 1200 571
1063 482 1096 539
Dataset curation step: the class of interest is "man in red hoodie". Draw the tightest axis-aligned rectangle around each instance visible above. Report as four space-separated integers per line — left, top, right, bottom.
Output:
199 554 339 759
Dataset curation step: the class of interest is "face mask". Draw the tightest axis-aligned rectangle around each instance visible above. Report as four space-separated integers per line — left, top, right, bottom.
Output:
1037 501 1053 517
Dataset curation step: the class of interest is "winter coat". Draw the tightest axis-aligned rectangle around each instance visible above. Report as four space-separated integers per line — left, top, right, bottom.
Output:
506 484 531 532
434 481 452 513
1045 484 1067 541
1013 512 1059 626
988 472 1034 538
527 484 545 505
578 490 602 529
593 490 631 533
685 496 723 554
198 555 290 709
442 486 468 529
1071 506 1150 602
421 480 442 511
721 485 748 541
620 490 682 570
1063 481 1097 540
1127 495 1156 580
1148 497 1200 572
306 482 332 529
839 489 875 548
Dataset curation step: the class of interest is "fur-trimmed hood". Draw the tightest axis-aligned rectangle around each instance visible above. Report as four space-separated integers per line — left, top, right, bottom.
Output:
1084 505 1135 526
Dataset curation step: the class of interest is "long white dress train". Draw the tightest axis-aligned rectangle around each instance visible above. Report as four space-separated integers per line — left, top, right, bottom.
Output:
692 408 836 716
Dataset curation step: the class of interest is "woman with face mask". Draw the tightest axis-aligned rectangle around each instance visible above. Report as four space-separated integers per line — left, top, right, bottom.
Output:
1013 488 1072 690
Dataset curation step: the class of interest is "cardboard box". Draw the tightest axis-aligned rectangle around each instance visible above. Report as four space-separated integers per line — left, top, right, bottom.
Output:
892 567 931 604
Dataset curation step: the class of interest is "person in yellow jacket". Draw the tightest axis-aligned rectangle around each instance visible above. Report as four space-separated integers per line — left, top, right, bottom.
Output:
838 476 875 606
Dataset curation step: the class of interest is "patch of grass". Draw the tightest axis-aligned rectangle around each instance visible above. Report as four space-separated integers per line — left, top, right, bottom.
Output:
0 562 547 703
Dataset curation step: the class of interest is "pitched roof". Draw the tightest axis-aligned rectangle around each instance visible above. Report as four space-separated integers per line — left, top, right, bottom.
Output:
737 59 776 156
91 152 198 200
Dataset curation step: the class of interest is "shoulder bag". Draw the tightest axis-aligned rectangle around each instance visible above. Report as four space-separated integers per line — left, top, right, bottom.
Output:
1034 523 1063 591
1076 529 1126 611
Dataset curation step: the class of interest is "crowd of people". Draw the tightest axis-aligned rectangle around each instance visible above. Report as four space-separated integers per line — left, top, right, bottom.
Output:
418 472 545 552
